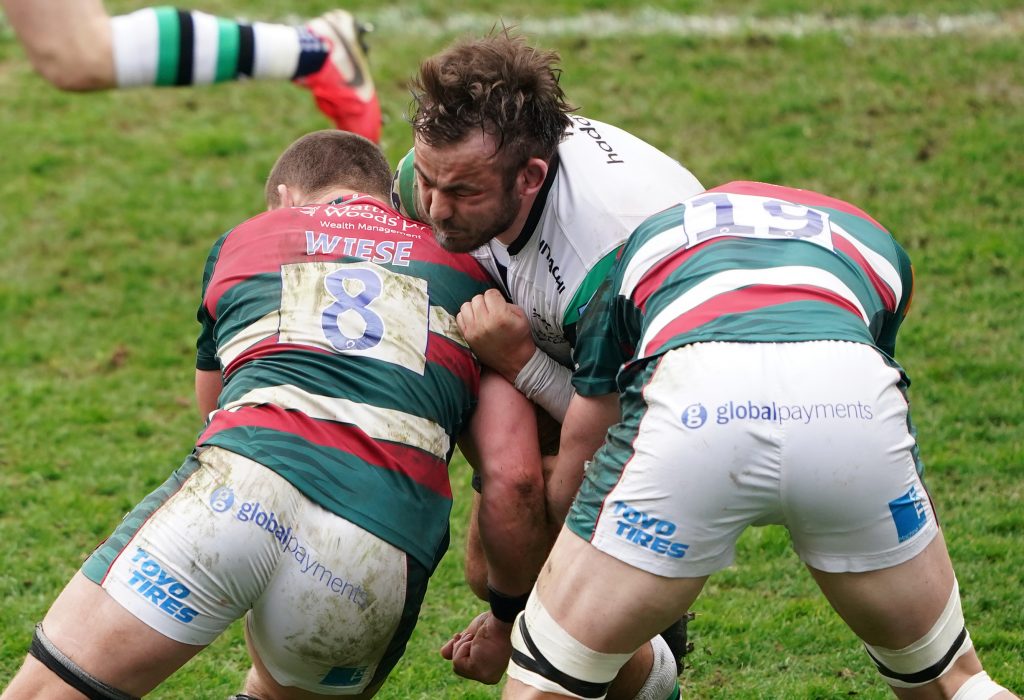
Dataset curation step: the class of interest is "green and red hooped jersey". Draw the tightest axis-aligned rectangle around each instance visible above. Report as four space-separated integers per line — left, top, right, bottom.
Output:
196 194 492 570
572 181 916 397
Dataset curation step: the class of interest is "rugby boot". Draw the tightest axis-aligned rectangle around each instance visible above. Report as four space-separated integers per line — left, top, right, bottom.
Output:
299 10 382 143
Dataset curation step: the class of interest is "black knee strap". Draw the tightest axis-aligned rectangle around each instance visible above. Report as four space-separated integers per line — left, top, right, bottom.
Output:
28 623 140 700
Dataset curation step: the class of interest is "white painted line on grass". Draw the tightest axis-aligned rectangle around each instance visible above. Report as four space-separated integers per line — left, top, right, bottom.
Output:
363 7 1024 39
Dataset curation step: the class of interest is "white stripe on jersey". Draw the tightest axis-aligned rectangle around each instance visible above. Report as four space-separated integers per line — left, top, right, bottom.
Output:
251 22 299 80
638 266 870 357
189 11 222 85
429 305 469 348
830 222 904 305
218 310 281 368
619 222 687 299
111 9 161 86
221 385 451 460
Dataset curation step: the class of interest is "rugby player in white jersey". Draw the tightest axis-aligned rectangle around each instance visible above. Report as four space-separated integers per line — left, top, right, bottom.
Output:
391 29 704 699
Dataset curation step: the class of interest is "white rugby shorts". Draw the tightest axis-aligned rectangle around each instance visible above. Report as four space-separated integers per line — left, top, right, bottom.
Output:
567 341 937 577
82 446 418 694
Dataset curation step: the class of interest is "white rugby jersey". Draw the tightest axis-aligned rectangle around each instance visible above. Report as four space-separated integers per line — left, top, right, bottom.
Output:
393 116 704 366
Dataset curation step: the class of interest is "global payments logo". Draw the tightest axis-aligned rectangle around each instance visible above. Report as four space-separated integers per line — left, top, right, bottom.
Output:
680 403 707 429
209 486 235 513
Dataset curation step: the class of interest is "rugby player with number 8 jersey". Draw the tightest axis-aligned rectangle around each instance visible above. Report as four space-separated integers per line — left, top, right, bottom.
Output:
1 130 549 700
502 182 1019 700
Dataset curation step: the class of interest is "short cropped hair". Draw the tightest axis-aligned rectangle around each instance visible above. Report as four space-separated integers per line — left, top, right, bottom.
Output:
409 29 575 169
265 130 393 207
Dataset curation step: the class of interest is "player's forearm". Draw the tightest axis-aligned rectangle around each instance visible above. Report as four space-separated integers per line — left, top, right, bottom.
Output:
513 348 574 423
546 392 620 526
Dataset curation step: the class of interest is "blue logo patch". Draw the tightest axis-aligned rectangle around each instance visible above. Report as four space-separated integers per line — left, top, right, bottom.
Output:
888 485 928 542
681 403 707 429
209 486 235 513
322 666 367 687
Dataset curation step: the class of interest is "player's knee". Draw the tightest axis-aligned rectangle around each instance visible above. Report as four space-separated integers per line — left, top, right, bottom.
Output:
863 579 980 690
27 623 141 700
20 35 111 91
508 596 631 699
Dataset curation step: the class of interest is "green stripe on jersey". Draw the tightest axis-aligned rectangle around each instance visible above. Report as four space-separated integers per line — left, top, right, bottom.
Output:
563 247 620 327
214 17 239 82
220 351 470 432
154 7 181 86
203 428 453 569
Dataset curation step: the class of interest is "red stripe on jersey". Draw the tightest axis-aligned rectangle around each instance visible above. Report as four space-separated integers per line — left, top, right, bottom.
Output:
631 243 716 311
204 201 491 314
199 405 452 497
709 181 887 231
644 284 864 355
426 334 481 397
831 232 898 312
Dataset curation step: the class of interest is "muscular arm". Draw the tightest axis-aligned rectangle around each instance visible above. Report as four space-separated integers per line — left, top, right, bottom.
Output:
195 369 222 423
457 370 548 598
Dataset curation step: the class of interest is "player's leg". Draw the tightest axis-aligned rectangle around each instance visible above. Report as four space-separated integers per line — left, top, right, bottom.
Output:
507 347 772 698
503 528 706 699
0 571 203 699
0 447 264 699
809 533 1016 699
776 341 1018 699
0 0 115 90
1 0 380 139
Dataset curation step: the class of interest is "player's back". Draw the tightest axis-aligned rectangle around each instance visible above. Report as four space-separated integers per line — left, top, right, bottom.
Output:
608 181 915 367
196 194 492 568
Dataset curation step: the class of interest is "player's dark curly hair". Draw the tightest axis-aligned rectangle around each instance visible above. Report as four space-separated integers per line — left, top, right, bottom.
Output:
265 130 393 208
409 28 575 171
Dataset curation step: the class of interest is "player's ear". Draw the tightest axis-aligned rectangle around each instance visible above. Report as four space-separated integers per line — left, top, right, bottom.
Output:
269 183 299 210
518 157 549 197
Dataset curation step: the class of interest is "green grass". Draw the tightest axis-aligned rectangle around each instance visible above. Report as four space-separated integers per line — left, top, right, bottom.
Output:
1 2 1022 698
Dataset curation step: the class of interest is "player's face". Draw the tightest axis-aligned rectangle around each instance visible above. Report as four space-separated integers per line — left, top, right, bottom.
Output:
413 132 525 253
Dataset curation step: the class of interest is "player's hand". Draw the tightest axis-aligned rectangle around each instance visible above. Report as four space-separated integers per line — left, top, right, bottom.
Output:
457 289 536 383
440 611 514 685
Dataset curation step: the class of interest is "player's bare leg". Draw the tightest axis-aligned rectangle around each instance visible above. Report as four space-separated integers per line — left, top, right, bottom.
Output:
1 572 204 699
0 0 115 90
502 527 707 699
810 530 1018 700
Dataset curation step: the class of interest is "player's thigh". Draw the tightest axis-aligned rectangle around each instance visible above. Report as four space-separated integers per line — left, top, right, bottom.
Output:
809 530 956 649
246 503 430 696
567 347 782 579
534 527 706 655
4 571 203 699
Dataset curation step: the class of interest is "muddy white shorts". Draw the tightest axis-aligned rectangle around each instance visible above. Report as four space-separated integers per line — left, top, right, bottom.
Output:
82 446 429 694
566 340 937 578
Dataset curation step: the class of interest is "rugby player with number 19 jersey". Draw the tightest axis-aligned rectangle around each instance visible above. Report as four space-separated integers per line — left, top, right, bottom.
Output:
505 182 1017 700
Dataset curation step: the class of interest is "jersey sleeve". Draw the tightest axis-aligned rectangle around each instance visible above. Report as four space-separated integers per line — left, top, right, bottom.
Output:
391 148 426 223
571 276 635 396
195 232 229 371
873 237 915 360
